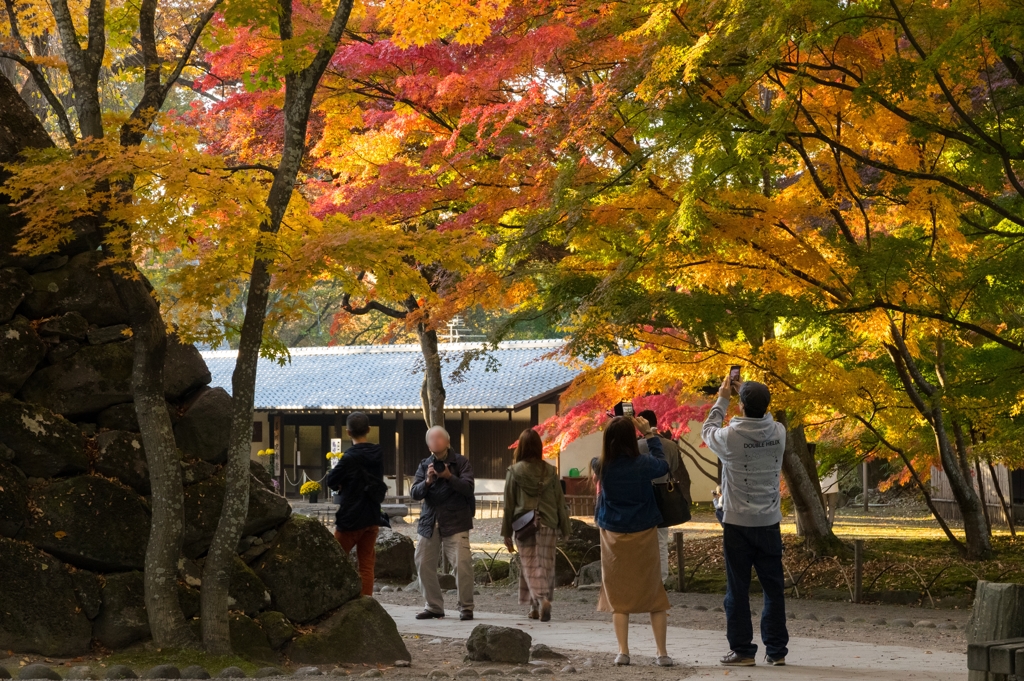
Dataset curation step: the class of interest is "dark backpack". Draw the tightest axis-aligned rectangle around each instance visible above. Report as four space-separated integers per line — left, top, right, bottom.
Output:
357 465 388 505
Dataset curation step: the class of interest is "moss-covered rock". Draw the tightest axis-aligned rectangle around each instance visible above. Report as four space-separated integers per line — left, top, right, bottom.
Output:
229 555 270 616
229 614 276 663
92 571 150 649
285 597 410 664
0 267 31 323
163 334 211 401
0 315 46 394
19 250 129 326
173 387 231 464
182 473 290 559
95 431 151 495
0 458 29 537
0 394 88 478
20 340 134 418
0 538 92 655
23 476 150 571
253 516 360 623
254 611 293 650
68 568 102 620
374 529 415 580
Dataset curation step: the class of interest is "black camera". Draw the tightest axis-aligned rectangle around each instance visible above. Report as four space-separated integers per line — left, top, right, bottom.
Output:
430 455 448 474
613 401 635 418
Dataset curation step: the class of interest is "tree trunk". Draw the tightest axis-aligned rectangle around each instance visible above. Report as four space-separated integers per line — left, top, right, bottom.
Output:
0 70 52 176
777 413 845 556
201 0 355 649
988 459 1016 538
200 259 270 654
931 411 991 559
886 333 992 560
107 266 194 647
417 325 446 428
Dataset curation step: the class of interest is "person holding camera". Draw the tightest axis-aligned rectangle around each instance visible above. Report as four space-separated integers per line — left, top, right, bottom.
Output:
326 412 387 597
411 425 476 620
594 415 673 668
702 375 789 667
501 429 571 622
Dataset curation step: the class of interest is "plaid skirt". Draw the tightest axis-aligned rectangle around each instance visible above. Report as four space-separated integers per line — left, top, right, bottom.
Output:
516 525 558 605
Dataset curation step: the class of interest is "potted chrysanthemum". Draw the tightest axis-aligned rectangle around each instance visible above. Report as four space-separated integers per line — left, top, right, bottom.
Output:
300 480 322 503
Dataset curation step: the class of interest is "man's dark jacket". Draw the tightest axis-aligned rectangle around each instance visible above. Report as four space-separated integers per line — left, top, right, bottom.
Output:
410 448 475 538
326 442 384 532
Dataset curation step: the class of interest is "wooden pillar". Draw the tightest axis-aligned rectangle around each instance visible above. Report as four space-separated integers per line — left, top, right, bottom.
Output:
320 423 330 481
273 414 283 493
853 539 864 603
674 531 685 592
862 459 870 512
334 413 344 440
395 411 405 497
530 403 539 427
461 411 470 457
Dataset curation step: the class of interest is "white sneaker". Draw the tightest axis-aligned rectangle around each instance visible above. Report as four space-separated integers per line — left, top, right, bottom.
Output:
656 656 674 667
614 654 630 666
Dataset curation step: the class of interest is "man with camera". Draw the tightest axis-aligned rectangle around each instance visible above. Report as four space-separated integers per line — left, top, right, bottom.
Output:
410 425 476 620
702 374 789 668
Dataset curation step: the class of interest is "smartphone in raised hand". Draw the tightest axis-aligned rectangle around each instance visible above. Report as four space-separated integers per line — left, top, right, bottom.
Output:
729 365 741 394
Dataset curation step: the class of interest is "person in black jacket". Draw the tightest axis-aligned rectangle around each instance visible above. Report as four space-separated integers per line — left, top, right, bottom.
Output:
411 425 476 620
326 412 384 596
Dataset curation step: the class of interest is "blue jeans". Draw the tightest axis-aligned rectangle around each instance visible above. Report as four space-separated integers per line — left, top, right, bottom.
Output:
722 522 789 659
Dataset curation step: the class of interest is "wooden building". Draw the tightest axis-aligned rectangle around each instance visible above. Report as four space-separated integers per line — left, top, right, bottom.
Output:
202 340 579 497
930 464 1023 528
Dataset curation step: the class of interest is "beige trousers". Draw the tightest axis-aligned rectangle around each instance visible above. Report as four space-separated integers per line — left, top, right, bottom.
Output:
414 524 475 614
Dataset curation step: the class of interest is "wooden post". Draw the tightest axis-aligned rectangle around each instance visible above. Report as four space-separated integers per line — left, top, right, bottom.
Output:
674 531 685 592
530 403 539 427
967 581 1024 681
862 459 869 512
853 539 864 603
395 411 405 498
461 410 470 457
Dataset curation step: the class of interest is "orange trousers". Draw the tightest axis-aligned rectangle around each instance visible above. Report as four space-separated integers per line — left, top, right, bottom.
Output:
334 525 379 596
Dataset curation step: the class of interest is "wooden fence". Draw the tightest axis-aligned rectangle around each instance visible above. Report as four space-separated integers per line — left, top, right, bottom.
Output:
930 463 1015 527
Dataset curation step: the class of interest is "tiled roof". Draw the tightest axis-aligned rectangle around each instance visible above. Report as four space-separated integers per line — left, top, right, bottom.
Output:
201 339 584 411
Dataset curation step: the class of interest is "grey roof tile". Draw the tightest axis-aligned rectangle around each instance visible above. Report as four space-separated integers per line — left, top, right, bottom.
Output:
201 339 581 411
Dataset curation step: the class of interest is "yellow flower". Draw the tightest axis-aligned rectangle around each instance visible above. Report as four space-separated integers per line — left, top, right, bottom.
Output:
300 481 322 495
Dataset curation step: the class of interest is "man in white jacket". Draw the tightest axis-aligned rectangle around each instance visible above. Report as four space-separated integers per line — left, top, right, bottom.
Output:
702 375 789 667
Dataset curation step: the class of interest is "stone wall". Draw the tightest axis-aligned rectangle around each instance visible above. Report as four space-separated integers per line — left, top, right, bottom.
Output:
0 230 384 660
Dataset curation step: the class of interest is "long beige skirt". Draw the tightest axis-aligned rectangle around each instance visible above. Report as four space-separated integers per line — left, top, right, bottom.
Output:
597 527 671 614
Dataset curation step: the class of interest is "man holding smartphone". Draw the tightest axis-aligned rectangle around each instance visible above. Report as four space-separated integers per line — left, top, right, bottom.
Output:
702 372 789 667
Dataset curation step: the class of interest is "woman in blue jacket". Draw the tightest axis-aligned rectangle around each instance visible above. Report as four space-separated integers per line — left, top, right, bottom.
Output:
594 415 673 667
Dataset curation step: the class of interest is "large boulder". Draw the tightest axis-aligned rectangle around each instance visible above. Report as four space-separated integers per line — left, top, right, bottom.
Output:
183 473 291 558
253 516 361 623
0 459 30 537
0 315 46 393
228 614 276 663
250 460 274 491
465 624 531 664
0 394 88 478
164 334 211 401
230 556 271 616
23 476 150 571
20 340 133 418
373 529 415 580
285 597 410 664
19 250 129 326
174 388 231 463
0 538 93 656
96 402 140 432
0 267 32 322
36 311 89 341
68 568 102 620
95 430 150 495
92 571 148 649
255 611 293 650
